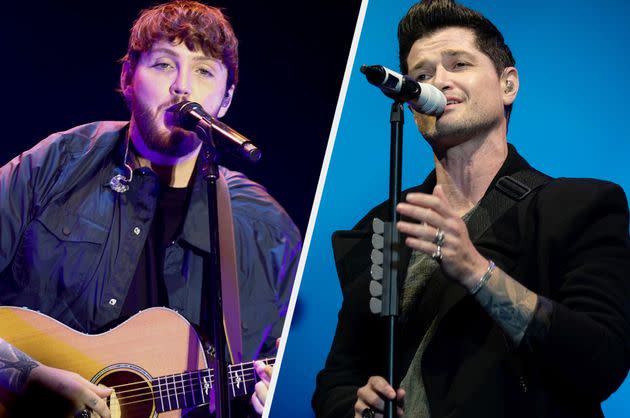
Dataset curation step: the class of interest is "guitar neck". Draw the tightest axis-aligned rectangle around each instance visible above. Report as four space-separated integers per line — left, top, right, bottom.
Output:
149 358 275 413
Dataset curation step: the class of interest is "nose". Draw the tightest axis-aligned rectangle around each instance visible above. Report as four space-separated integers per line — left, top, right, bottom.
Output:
170 69 191 96
431 65 453 92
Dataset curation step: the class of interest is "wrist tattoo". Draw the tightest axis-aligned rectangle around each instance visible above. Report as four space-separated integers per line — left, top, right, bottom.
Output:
0 340 39 392
474 268 538 345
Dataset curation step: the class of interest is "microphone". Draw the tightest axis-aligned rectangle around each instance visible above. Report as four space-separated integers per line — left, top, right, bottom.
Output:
169 101 261 162
360 64 446 116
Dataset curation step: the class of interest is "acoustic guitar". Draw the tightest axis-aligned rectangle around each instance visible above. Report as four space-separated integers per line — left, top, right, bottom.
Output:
0 306 273 417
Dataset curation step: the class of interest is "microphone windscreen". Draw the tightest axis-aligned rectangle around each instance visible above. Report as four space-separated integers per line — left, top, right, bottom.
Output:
167 101 202 131
412 83 446 116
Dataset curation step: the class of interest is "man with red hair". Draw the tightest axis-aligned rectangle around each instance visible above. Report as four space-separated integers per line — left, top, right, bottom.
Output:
0 1 300 416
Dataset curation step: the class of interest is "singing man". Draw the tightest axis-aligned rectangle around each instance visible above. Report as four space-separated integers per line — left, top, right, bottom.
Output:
313 1 630 417
0 1 301 416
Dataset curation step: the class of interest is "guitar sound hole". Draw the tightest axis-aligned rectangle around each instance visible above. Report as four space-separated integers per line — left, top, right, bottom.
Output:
95 370 155 418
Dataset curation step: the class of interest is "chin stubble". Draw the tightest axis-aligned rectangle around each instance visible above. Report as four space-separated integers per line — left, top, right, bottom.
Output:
131 95 198 157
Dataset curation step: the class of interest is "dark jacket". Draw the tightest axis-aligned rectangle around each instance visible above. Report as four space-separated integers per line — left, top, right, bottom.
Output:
0 121 302 360
313 145 630 418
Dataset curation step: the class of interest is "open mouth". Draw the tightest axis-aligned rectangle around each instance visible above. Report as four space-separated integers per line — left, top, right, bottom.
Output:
445 97 462 106
443 98 462 111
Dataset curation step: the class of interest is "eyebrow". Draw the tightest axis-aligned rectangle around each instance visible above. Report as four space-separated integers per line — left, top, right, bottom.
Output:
410 49 477 72
147 47 219 63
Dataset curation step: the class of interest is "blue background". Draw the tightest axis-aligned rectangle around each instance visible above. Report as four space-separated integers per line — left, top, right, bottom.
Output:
271 0 630 417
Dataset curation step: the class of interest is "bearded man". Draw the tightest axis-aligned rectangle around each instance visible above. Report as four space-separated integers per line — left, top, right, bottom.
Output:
0 2 300 416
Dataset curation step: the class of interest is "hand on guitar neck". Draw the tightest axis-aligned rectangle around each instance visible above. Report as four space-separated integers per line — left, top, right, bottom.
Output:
251 360 273 415
251 337 280 415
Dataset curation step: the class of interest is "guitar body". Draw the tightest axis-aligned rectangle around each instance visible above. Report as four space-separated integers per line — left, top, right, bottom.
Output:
0 307 209 418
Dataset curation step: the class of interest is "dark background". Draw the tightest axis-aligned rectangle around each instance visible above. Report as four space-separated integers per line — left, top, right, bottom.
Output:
0 1 361 235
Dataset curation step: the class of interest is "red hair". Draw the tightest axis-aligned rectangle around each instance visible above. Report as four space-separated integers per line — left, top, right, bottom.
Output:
122 1 239 88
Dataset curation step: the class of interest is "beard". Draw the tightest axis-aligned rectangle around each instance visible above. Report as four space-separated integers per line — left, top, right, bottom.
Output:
416 106 500 152
130 94 200 158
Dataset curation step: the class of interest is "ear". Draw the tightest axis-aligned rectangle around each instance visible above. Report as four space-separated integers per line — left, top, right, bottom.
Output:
501 67 519 106
120 61 134 102
217 84 235 118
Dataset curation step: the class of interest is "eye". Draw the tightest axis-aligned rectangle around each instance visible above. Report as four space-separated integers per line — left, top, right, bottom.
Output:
197 67 214 78
152 62 173 71
454 62 469 69
416 73 432 82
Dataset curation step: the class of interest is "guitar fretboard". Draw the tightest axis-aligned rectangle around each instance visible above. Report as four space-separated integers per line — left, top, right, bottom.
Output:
149 358 275 413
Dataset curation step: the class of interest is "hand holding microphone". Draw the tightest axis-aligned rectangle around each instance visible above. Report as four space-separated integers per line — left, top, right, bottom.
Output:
360 64 446 116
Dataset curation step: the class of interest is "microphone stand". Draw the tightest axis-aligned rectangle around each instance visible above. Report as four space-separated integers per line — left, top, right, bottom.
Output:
383 101 403 418
199 134 230 418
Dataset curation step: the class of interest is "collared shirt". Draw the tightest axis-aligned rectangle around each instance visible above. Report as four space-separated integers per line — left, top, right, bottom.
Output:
0 121 302 360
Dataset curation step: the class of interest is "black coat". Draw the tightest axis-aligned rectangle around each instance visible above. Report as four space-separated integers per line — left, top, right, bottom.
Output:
313 146 630 418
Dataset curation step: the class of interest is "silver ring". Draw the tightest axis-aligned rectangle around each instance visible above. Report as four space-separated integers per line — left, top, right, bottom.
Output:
431 244 442 262
362 407 376 418
433 228 445 246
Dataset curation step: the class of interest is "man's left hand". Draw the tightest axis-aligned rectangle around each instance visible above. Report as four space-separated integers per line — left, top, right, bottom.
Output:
396 185 488 290
251 361 273 415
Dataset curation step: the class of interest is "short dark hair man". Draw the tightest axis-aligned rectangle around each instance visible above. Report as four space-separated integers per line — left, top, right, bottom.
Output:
0 1 300 416
313 1 630 417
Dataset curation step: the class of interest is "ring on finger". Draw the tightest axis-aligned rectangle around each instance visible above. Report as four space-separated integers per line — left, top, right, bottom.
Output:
431 243 442 262
433 228 445 246
362 407 376 418
74 410 90 418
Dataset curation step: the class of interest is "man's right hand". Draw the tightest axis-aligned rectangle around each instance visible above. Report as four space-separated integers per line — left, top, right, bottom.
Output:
24 365 112 417
354 376 405 418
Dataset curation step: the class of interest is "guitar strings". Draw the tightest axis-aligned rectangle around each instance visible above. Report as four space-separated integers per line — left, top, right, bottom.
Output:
102 359 275 409
108 375 262 408
108 375 261 408
110 367 257 396
103 358 274 391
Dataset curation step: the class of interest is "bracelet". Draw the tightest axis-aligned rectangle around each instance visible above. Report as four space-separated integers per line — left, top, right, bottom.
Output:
470 260 496 295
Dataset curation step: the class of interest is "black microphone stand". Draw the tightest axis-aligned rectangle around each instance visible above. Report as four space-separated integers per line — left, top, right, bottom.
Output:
361 64 444 417
199 134 230 418
383 101 404 418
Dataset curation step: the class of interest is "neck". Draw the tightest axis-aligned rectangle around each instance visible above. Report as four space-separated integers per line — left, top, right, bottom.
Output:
129 122 200 188
433 135 508 216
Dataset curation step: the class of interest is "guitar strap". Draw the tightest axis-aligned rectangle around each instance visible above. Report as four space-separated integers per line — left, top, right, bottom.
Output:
464 169 552 248
217 174 243 364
